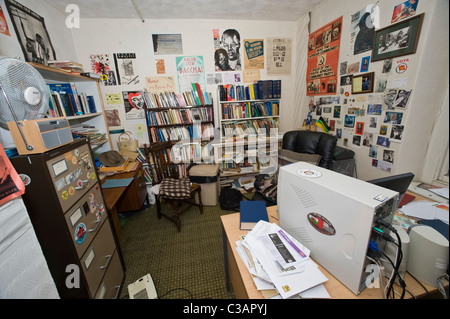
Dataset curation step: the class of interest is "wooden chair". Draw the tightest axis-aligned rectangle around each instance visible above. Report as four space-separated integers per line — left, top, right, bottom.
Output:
144 142 203 232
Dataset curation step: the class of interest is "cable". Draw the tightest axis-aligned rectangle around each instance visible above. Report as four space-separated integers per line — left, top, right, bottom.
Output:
406 270 429 298
367 256 386 299
158 287 193 299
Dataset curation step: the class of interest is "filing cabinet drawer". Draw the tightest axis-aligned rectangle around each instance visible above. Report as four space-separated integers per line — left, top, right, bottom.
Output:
65 183 106 259
94 251 124 299
81 222 116 297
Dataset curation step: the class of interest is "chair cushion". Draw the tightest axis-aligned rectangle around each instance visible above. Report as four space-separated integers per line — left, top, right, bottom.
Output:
159 178 191 199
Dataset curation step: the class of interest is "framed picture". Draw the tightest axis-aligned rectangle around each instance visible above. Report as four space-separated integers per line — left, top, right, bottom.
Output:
352 72 374 94
5 0 56 65
372 13 424 62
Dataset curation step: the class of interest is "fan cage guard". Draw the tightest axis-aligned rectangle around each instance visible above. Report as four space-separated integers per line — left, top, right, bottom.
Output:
0 58 49 130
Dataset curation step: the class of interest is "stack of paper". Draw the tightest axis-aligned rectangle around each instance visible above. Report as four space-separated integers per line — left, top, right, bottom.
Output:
235 220 330 299
398 201 449 223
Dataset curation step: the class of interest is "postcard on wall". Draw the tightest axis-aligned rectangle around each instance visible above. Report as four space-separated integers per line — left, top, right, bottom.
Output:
145 76 176 94
156 59 165 74
0 5 11 36
152 34 183 55
206 73 223 85
113 53 139 85
176 55 206 92
267 37 292 76
243 39 264 69
105 109 122 129
213 28 242 71
306 17 342 95
392 0 419 23
5 0 56 64
0 142 25 206
105 93 123 106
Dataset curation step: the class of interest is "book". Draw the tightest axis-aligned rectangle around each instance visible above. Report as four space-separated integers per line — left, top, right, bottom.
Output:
240 200 269 230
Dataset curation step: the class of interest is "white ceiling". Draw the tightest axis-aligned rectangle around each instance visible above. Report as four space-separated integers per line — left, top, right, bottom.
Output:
43 0 323 21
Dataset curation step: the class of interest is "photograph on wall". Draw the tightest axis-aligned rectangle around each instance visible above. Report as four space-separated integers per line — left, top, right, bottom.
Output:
90 54 117 86
0 142 25 206
372 13 424 62
213 28 242 71
122 91 146 120
176 56 206 92
0 5 11 36
393 89 412 108
307 17 342 96
105 109 122 129
152 34 183 55
390 124 404 141
243 39 264 69
5 0 56 65
267 37 292 76
392 0 419 23
113 53 139 85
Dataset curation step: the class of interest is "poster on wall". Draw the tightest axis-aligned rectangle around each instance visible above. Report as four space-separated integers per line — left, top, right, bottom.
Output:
152 34 183 55
213 28 242 71
113 53 139 85
122 91 146 120
243 39 264 69
267 37 292 75
90 54 117 86
307 16 342 96
350 6 379 55
5 0 56 65
176 56 206 93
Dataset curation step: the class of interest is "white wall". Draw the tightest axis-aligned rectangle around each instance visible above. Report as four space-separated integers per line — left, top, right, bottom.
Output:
308 0 449 181
71 18 298 149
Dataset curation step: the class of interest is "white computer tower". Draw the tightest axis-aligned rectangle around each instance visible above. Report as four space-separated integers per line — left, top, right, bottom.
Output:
278 162 399 295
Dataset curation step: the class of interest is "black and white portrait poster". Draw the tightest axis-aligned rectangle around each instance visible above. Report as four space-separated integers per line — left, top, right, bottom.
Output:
113 53 139 85
213 28 242 71
5 0 56 65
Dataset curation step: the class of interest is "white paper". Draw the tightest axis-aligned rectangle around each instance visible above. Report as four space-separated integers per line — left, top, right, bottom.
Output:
399 201 449 223
428 187 449 199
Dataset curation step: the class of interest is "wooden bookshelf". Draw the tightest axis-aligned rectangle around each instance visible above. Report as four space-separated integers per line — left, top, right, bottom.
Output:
29 62 113 153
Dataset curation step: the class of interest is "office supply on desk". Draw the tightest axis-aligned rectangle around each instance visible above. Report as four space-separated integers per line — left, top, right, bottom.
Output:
101 177 133 189
239 201 269 230
399 201 449 222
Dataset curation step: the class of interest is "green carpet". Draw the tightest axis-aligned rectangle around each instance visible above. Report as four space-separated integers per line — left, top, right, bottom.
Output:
118 198 242 299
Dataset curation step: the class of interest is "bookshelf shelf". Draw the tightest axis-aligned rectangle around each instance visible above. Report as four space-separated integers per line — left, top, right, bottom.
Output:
30 62 112 154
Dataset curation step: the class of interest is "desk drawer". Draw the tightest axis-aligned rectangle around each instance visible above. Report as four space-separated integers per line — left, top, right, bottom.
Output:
65 183 106 259
81 221 116 297
116 168 147 212
94 251 124 299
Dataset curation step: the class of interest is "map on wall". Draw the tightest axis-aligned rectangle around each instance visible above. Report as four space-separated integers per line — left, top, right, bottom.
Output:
306 16 343 96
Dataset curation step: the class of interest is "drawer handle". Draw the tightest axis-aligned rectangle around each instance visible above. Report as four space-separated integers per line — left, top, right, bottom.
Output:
89 219 101 232
100 254 112 270
112 285 121 299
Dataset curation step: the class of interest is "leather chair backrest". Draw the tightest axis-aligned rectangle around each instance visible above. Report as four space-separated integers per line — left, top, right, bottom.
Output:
282 130 337 168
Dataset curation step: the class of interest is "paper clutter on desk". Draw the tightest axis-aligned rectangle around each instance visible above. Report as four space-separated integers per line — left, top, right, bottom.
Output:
235 220 329 299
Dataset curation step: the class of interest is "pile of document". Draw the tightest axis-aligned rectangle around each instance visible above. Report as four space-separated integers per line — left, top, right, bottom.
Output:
235 220 330 299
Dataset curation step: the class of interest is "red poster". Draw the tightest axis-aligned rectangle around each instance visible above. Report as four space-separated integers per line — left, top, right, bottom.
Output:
0 143 25 206
0 5 11 36
307 16 343 96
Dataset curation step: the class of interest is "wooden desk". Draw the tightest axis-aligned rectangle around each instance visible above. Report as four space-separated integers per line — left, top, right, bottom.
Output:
221 204 448 299
100 162 148 241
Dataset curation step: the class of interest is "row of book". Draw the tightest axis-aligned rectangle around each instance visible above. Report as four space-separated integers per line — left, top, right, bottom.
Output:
146 106 213 126
221 101 279 120
47 83 97 118
218 80 282 102
222 118 280 138
144 85 212 109
148 123 214 144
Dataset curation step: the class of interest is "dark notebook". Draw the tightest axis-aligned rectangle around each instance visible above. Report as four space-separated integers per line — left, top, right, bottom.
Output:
240 201 269 230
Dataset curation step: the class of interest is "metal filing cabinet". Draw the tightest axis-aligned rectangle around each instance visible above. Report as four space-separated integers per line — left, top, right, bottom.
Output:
10 138 125 299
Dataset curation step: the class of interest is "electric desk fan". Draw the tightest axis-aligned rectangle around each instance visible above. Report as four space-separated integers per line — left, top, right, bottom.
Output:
0 57 72 154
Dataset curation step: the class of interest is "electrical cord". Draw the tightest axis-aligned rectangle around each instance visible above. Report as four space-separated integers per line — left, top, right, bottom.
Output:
373 218 406 299
158 287 193 299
